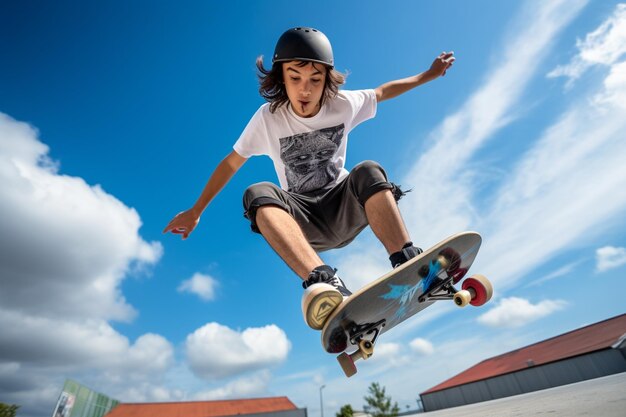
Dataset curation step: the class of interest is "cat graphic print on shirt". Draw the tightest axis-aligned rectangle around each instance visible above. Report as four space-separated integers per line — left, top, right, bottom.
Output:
279 124 344 193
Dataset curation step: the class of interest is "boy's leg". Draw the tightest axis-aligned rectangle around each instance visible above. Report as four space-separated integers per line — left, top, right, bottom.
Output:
255 205 323 279
364 189 411 255
332 160 421 267
244 184 351 330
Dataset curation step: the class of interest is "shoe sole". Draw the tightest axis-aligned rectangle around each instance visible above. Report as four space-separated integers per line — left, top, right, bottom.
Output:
303 287 344 330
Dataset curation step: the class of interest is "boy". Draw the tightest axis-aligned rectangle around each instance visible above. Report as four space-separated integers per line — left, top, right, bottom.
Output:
164 27 454 330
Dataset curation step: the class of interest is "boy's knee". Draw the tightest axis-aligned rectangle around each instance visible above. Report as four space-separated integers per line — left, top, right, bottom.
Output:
349 161 392 204
352 160 386 179
243 182 291 234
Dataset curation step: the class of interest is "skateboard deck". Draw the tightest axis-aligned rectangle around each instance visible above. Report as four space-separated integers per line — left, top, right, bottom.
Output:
321 231 492 377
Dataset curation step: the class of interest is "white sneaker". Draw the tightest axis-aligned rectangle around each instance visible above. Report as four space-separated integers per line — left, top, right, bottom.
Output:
301 266 352 330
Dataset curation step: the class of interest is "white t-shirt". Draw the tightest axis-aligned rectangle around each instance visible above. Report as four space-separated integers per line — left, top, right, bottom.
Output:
233 89 377 194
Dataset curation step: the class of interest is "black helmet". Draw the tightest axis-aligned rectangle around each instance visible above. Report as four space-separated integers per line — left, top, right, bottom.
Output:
272 27 334 67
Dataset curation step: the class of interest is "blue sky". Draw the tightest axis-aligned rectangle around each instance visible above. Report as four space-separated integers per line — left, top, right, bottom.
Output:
1 1 626 416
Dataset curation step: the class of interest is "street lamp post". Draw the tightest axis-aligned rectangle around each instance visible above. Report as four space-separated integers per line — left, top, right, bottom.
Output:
320 385 326 417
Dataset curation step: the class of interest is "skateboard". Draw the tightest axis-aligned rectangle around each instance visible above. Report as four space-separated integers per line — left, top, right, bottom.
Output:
321 231 492 377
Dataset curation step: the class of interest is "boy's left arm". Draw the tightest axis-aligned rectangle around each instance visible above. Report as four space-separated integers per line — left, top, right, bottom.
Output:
375 51 455 103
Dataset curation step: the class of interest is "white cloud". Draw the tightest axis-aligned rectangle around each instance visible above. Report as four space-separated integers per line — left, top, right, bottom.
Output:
0 112 169 414
369 343 409 369
178 273 219 301
0 113 163 321
547 4 626 107
193 371 272 400
548 3 626 86
595 59 626 109
409 338 434 356
376 342 401 357
596 246 626 272
526 261 584 287
0 309 172 373
102 381 185 404
478 297 567 328
548 3 626 107
0 310 176 413
126 334 175 374
185 323 291 380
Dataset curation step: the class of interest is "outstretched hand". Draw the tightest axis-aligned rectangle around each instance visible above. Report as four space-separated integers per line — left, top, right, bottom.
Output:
163 208 200 240
430 51 455 77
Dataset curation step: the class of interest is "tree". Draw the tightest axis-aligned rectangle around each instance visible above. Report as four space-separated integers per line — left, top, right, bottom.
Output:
336 404 354 417
0 403 19 417
363 382 399 417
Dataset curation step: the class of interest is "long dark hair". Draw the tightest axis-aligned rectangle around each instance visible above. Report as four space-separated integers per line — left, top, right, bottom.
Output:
256 56 347 113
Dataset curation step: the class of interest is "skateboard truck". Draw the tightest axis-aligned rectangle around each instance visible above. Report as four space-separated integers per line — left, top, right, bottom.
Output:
336 319 385 378
418 253 476 307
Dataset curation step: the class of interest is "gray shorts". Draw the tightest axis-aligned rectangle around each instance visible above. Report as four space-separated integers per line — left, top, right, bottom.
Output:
242 160 407 252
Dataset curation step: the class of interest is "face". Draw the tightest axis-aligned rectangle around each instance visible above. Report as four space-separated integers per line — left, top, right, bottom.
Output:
282 61 327 118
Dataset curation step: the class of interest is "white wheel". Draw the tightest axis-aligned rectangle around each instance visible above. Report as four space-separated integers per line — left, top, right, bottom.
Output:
453 290 471 307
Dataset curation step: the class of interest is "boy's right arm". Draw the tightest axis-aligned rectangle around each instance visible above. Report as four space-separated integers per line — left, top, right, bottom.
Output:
163 150 248 239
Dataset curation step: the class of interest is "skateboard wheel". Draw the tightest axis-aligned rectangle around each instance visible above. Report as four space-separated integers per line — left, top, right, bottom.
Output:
462 274 493 306
438 248 461 272
337 352 357 378
436 255 450 271
453 290 471 307
326 327 348 353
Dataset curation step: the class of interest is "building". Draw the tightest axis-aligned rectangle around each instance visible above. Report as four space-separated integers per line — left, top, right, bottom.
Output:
52 380 119 417
104 396 306 417
420 314 626 412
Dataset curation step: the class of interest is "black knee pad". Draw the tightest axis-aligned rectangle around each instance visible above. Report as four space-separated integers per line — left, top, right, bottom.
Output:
348 161 393 205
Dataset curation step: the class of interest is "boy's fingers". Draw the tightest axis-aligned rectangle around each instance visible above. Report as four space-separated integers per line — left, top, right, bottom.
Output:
441 52 454 62
163 224 185 235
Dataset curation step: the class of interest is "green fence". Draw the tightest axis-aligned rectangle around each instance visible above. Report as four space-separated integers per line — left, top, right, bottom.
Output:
52 380 119 417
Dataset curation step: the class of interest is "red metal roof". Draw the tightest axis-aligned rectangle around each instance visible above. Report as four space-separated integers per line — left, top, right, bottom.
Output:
422 314 626 394
104 396 298 417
